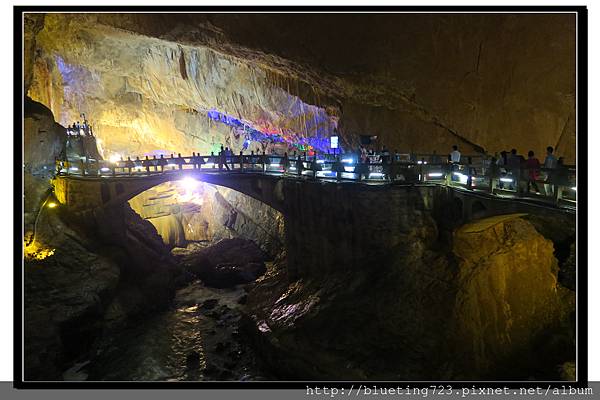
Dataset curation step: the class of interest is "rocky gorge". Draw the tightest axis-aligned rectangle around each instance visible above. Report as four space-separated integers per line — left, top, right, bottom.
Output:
22 12 577 382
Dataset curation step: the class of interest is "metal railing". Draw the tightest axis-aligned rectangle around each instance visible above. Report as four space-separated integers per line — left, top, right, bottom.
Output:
55 153 577 207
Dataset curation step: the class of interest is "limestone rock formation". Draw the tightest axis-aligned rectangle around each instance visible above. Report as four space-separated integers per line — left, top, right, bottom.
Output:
451 215 574 378
24 97 66 236
25 13 576 162
246 209 574 380
24 205 121 380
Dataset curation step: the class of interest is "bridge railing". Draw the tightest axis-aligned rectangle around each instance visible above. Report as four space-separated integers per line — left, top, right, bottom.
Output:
55 153 576 207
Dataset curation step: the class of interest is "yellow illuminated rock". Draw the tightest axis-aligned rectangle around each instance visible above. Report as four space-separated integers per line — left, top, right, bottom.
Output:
452 215 573 374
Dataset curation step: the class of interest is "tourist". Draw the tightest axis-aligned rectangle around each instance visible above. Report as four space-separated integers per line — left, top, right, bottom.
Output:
158 154 168 172
209 151 217 169
143 155 151 173
496 151 508 166
356 156 370 182
260 150 268 173
388 155 400 182
218 148 226 170
381 146 390 164
507 149 523 191
310 152 321 179
450 145 461 163
544 146 558 195
134 156 142 172
295 152 304 176
176 153 186 170
125 156 135 175
332 156 344 182
281 152 290 174
225 147 233 169
431 150 441 164
525 150 541 194
359 145 368 163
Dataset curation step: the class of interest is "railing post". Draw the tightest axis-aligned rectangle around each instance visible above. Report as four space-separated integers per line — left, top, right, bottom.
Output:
445 164 452 186
554 185 563 206
467 166 473 190
489 173 496 194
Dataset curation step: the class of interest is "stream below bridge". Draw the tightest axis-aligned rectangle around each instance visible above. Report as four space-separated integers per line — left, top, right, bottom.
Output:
63 276 271 381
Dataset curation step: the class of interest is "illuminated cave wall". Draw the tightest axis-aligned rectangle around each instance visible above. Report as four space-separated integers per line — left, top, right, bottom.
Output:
27 14 337 161
128 180 285 255
26 13 576 162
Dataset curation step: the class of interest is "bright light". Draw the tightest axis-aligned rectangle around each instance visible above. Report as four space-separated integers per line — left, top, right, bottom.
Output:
369 172 385 178
167 163 178 168
341 158 354 164
109 154 121 164
179 177 199 191
24 240 55 261
571 187 577 191
47 202 57 208
178 177 203 205
316 160 325 164
428 172 443 177
270 163 280 167
100 167 111 172
500 177 513 183
204 163 214 168
289 166 297 171
453 172 468 184
344 166 355 172
69 167 79 171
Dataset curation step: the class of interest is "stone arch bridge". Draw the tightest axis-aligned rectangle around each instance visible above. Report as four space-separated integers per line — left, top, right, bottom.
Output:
53 170 289 213
52 169 575 225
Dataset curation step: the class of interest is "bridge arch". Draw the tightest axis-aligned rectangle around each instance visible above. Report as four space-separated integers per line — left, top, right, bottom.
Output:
53 171 289 213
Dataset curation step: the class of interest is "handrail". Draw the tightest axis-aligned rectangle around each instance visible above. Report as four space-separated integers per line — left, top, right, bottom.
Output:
54 153 577 207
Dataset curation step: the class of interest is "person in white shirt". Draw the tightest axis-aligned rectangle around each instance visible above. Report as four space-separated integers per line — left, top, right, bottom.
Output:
450 145 461 163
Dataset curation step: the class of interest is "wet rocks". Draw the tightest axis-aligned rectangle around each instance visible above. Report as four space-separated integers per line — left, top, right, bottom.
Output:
179 238 268 288
201 298 219 310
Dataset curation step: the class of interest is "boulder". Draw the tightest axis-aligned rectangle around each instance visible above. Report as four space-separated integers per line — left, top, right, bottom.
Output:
181 238 268 288
198 262 267 289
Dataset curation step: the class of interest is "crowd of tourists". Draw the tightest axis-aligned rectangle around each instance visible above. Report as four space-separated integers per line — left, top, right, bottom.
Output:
57 124 572 195
66 114 94 137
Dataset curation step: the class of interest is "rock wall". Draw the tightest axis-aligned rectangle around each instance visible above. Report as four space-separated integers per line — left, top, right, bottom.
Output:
246 188 575 380
26 13 576 162
451 215 574 378
24 97 65 174
27 13 337 161
24 97 66 242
